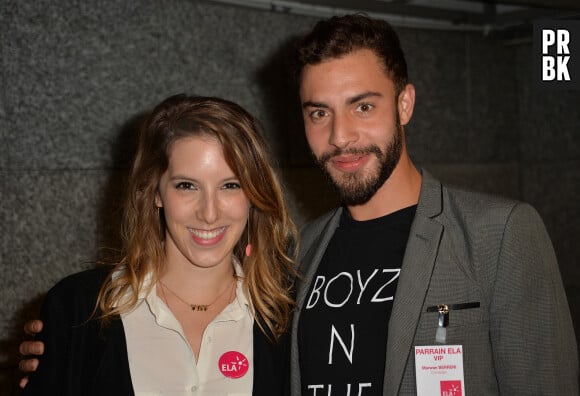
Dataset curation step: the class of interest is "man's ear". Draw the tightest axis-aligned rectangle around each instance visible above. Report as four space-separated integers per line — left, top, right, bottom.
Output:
397 83 416 126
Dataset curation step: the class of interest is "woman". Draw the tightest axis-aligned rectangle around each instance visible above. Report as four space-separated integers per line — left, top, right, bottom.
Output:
22 94 297 395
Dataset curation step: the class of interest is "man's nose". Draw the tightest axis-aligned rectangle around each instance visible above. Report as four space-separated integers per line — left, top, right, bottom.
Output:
329 112 358 149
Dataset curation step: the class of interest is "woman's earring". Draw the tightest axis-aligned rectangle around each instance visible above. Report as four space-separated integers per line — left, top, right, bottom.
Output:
245 216 252 257
157 206 164 237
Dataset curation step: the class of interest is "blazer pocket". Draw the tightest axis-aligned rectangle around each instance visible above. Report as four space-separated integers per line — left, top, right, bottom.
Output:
418 302 488 345
425 302 483 327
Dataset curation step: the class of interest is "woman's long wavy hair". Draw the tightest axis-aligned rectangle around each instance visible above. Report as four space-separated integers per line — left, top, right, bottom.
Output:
96 94 298 339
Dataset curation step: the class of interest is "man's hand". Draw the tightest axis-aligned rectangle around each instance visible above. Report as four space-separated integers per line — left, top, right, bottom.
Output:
18 320 44 388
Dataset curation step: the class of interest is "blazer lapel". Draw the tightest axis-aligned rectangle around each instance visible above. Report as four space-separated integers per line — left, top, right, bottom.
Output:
295 208 343 309
91 316 134 395
290 208 342 394
383 171 444 396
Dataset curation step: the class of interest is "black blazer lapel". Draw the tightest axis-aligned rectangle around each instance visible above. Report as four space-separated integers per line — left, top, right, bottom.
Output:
90 316 134 395
252 321 290 396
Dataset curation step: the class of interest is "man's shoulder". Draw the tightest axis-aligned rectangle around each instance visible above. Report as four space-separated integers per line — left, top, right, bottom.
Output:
417 170 545 230
437 181 542 228
299 208 341 238
442 182 517 207
297 208 342 260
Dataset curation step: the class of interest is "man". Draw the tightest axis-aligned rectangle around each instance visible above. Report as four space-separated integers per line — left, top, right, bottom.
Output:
19 14 578 396
289 14 577 396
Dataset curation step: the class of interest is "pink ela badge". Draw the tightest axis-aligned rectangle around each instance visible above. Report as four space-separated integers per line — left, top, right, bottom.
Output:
218 351 249 378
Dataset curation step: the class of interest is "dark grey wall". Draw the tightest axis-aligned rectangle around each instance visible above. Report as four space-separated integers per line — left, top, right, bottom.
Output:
2 0 579 393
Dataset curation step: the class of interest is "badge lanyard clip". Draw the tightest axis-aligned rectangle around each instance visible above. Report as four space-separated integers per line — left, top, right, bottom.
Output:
427 301 480 344
435 304 449 344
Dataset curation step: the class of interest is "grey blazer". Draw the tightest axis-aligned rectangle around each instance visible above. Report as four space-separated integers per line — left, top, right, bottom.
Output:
290 170 578 395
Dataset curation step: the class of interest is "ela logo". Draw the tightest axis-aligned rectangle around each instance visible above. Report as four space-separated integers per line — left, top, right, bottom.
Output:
534 20 580 89
218 351 249 379
440 380 462 396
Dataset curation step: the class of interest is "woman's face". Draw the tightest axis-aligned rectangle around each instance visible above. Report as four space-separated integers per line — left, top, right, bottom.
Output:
155 135 250 271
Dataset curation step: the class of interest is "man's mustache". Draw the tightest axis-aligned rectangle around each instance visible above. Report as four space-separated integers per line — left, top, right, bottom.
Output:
318 145 383 165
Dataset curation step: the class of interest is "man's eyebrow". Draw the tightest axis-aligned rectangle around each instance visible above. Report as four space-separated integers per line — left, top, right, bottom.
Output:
347 91 382 105
302 101 328 109
302 91 383 109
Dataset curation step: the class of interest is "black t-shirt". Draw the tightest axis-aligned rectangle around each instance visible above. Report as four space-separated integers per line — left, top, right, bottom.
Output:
299 205 416 395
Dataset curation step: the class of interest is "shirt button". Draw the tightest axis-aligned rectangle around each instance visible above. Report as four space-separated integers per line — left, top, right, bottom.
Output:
207 336 212 344
191 385 197 392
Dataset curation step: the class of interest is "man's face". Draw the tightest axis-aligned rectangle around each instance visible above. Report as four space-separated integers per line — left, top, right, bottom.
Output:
300 48 414 206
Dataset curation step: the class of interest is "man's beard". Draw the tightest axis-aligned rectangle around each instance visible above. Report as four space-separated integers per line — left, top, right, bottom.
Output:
315 124 403 206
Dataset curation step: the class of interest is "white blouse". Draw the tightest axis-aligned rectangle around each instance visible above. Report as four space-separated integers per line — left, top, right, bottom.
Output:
121 262 254 396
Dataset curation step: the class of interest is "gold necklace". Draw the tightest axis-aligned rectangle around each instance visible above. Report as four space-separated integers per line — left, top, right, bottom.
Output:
159 275 236 312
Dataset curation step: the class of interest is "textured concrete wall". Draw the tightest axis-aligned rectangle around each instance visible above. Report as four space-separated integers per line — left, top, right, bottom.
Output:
2 0 579 393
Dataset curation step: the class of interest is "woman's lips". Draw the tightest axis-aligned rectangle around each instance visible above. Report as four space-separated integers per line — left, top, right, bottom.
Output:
188 226 227 245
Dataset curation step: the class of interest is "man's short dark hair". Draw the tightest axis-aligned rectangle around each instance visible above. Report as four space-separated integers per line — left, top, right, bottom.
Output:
296 14 408 97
